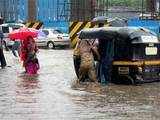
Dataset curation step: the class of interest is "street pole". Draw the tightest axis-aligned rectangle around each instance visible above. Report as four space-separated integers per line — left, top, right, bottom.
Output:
159 0 160 17
141 0 144 19
106 0 109 17
28 0 37 21
3 0 6 21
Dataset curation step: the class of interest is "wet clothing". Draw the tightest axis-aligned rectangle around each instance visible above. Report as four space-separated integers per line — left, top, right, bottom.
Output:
0 48 6 68
0 31 6 68
98 39 114 84
20 38 39 75
0 31 4 49
77 40 98 82
79 53 97 82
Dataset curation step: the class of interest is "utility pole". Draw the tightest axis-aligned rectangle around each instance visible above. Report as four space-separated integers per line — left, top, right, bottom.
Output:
159 0 160 16
0 17 4 25
3 0 6 21
146 0 156 18
141 0 144 18
28 0 37 21
155 0 160 13
106 0 109 17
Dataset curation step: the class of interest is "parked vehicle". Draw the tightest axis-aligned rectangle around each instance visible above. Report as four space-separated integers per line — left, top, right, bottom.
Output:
36 28 70 49
73 27 160 84
0 23 25 48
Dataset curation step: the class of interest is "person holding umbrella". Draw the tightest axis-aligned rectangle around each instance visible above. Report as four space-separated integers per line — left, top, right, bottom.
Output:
0 28 6 69
21 36 39 75
9 27 39 75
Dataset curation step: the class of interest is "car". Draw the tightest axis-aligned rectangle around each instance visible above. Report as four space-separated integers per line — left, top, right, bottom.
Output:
74 27 160 84
36 28 70 49
0 23 25 49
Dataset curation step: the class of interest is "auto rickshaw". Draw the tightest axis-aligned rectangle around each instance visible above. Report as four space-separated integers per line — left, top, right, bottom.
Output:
73 27 160 84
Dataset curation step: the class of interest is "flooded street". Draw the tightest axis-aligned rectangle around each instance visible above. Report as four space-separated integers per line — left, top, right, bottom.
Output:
0 49 160 120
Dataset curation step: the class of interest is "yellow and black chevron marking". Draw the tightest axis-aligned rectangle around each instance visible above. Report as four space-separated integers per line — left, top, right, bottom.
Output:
25 21 43 29
69 21 93 48
69 21 109 48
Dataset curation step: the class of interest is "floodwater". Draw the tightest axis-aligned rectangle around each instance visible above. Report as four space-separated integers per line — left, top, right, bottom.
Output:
0 49 160 120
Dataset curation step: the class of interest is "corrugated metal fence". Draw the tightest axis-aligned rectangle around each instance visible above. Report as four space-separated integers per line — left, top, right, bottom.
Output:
128 18 160 35
36 0 69 32
43 21 69 33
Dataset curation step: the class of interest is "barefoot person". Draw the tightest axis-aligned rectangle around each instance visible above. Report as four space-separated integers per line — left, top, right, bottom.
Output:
20 36 39 75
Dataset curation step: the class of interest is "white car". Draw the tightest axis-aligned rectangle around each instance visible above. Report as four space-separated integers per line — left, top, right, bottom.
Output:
36 29 70 49
0 23 25 48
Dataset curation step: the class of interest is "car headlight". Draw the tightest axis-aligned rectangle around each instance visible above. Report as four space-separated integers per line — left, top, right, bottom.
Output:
138 67 143 73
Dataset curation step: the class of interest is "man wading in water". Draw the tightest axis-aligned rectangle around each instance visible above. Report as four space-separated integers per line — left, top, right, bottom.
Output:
76 39 100 82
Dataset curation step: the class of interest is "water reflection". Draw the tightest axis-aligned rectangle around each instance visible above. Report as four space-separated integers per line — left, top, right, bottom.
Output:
16 75 40 103
70 82 160 119
17 75 40 89
1 50 160 120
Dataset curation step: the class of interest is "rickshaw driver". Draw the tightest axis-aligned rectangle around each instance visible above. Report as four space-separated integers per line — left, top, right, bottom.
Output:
76 39 100 82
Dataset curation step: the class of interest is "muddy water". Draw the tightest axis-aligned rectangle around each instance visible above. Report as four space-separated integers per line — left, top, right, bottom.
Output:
0 49 160 120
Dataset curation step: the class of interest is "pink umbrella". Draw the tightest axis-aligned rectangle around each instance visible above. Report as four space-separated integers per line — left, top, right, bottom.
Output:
9 27 38 41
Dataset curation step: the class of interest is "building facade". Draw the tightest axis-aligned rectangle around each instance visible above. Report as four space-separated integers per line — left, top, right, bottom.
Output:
18 0 28 22
0 0 19 22
36 0 69 32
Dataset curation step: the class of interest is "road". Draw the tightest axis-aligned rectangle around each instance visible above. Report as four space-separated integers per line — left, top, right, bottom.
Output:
0 49 160 120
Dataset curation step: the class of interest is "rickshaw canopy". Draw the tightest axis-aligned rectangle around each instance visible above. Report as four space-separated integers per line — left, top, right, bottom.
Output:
78 27 158 44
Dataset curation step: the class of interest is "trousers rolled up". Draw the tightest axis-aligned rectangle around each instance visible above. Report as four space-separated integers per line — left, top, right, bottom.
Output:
0 48 6 68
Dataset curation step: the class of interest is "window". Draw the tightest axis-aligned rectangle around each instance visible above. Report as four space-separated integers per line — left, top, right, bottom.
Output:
42 30 49 35
52 29 62 34
2 27 9 33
